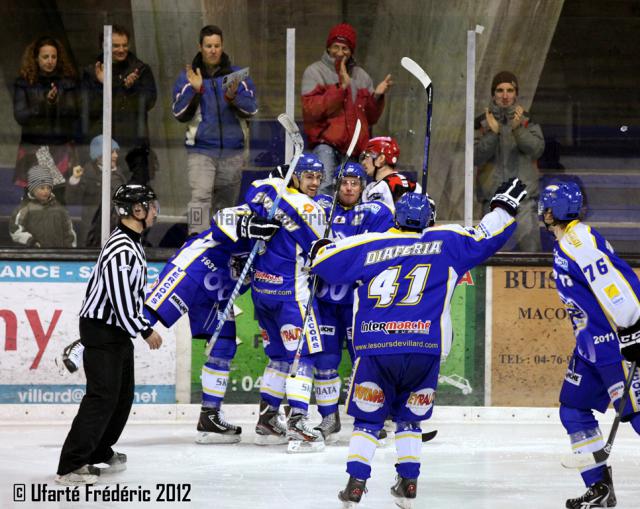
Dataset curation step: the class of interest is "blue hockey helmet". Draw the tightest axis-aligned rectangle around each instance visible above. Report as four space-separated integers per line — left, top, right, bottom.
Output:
334 161 367 186
395 192 431 231
538 182 583 221
294 153 324 178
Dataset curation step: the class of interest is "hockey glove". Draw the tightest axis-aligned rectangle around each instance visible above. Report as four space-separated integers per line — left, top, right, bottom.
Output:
237 215 281 241
490 178 527 216
309 238 333 263
269 164 289 180
618 318 640 363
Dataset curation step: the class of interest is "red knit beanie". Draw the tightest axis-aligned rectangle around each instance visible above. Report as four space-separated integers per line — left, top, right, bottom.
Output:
326 23 357 53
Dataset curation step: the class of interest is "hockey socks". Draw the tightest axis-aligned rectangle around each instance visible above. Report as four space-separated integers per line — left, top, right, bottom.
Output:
259 360 289 408
286 360 313 412
346 421 383 480
314 368 341 417
201 357 231 407
560 405 606 486
395 422 422 479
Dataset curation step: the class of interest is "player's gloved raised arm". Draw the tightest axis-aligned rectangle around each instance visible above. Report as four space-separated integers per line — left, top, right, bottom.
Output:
618 317 640 363
236 214 281 241
490 177 527 216
269 164 289 180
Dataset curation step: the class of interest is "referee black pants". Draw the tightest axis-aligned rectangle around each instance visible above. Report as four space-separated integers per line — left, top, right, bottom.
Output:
57 318 135 475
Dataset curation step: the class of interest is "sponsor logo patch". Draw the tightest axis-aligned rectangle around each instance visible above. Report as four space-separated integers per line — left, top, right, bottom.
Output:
254 270 284 285
169 294 188 315
608 381 625 401
280 324 302 351
565 370 582 386
320 325 336 335
353 381 385 412
405 388 435 416
361 320 431 335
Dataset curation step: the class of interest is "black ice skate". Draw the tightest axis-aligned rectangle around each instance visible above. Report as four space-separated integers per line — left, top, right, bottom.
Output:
566 466 616 508
55 465 100 486
255 401 288 445
314 410 341 444
390 476 418 509
60 339 83 373
286 412 325 453
338 476 367 508
196 407 242 444
96 451 127 474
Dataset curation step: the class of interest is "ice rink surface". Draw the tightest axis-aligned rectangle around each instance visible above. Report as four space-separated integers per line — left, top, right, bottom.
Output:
1 406 639 509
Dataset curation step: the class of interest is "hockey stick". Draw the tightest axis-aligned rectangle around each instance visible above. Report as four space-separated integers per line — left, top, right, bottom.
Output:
422 430 438 442
561 361 637 469
400 57 432 192
204 114 304 356
289 119 362 377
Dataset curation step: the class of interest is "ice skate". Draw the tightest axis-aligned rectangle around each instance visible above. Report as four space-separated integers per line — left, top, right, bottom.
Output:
196 407 242 444
286 412 325 453
390 476 417 509
338 475 367 508
96 451 127 473
566 466 616 508
55 465 99 486
255 401 287 445
58 339 83 373
314 410 341 444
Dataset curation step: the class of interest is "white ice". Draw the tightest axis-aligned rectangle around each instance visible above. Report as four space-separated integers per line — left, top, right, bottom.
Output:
1 405 639 509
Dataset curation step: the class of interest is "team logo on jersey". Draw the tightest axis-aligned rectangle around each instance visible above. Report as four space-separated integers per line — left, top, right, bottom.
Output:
352 381 385 412
564 370 582 386
334 216 346 224
169 294 188 315
361 320 431 335
280 324 302 351
405 388 435 416
254 270 284 285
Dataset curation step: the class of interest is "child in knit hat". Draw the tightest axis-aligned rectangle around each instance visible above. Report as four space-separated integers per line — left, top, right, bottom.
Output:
9 164 76 248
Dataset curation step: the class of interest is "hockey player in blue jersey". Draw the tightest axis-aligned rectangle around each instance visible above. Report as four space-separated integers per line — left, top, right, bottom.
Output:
313 162 394 443
310 178 526 508
245 153 330 451
539 182 640 509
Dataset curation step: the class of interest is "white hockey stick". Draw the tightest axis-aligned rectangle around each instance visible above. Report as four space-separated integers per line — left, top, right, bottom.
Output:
289 119 362 377
561 361 637 469
204 114 304 356
401 56 433 191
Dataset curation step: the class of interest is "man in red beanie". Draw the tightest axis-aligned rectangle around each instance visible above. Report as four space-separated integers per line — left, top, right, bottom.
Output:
302 22 393 194
474 70 545 252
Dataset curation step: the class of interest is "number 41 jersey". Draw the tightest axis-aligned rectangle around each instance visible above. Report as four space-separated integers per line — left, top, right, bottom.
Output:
311 208 516 358
552 220 640 366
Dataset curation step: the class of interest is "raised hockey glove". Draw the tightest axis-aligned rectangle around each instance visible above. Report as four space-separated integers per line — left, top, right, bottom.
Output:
269 164 289 180
618 318 640 363
308 238 333 263
490 177 527 216
237 214 281 241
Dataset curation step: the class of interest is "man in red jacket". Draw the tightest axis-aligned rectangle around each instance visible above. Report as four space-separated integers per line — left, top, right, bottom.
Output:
301 23 393 194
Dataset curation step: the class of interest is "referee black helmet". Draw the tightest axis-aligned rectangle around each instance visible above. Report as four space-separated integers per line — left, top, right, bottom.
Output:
113 184 158 217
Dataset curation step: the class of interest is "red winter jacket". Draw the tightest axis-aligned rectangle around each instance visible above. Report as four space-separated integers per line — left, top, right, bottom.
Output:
301 52 384 155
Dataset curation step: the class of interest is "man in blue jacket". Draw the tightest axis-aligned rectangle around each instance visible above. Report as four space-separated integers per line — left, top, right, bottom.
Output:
172 25 258 234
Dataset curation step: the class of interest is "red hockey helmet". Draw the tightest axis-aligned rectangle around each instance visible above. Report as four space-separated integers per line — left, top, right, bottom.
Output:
363 136 399 166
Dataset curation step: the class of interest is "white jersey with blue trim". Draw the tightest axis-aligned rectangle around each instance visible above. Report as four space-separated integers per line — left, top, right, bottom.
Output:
311 208 515 357
553 220 640 366
245 177 326 301
314 195 394 305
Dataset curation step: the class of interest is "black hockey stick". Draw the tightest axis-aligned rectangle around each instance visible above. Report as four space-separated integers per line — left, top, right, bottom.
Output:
561 361 637 469
401 57 432 192
289 119 362 377
204 114 304 356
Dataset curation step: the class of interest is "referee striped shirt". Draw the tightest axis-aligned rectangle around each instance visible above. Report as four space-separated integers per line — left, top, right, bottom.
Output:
79 223 152 338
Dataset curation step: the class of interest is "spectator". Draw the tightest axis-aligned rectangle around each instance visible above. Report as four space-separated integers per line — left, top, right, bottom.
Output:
81 24 157 185
66 135 127 247
474 71 545 251
301 22 393 194
172 24 258 235
9 165 76 248
13 36 80 195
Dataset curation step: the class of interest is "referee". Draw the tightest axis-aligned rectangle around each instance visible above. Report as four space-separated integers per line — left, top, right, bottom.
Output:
56 184 163 486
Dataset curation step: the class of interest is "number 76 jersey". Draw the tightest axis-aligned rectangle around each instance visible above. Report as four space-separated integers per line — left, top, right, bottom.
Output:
552 220 640 366
311 208 516 358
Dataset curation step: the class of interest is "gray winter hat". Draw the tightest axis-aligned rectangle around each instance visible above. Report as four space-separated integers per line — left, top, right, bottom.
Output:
27 165 54 194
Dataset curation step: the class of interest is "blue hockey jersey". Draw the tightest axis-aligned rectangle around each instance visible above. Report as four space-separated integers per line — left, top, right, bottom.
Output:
553 220 640 366
245 177 326 301
314 195 394 305
312 208 516 357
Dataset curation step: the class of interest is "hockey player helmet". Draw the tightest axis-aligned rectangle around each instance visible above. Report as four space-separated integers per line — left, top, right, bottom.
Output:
395 192 430 231
294 153 324 178
113 184 158 217
361 136 400 166
334 162 367 187
538 182 583 221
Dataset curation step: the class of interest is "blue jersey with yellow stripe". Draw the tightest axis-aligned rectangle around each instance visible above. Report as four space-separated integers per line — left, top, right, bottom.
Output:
553 220 640 366
311 208 516 357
